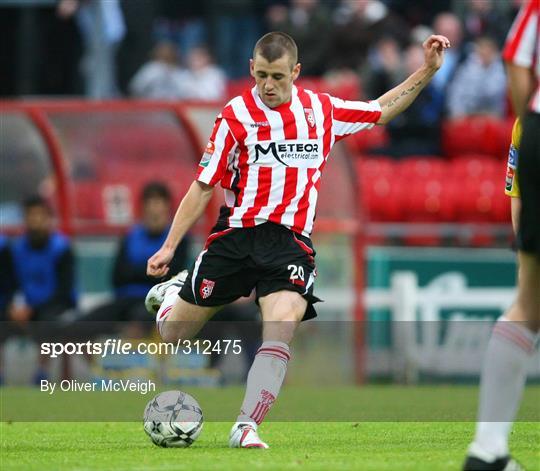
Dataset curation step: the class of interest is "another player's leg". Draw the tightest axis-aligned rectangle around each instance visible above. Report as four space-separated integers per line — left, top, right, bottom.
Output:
464 252 539 470
229 290 306 449
145 271 220 342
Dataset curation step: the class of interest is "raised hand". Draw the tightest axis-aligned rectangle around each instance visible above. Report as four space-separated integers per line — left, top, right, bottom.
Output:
423 35 451 71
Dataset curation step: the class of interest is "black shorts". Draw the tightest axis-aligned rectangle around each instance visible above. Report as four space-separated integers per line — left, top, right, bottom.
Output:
179 222 321 320
517 112 540 257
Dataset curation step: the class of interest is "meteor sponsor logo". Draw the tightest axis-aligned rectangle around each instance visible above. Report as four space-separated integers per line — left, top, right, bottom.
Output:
253 140 320 167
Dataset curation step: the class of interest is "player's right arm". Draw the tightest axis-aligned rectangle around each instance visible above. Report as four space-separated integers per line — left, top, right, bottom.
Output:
147 181 214 278
147 114 238 278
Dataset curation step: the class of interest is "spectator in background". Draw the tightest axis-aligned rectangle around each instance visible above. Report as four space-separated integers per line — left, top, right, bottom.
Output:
379 44 445 157
7 196 77 324
430 12 466 95
386 0 451 27
266 0 332 76
446 36 506 118
116 0 160 94
57 0 126 98
129 41 186 99
178 46 227 101
207 0 262 78
363 36 404 99
84 182 190 337
0 236 11 384
0 235 15 320
460 0 512 47
153 0 208 58
330 0 410 72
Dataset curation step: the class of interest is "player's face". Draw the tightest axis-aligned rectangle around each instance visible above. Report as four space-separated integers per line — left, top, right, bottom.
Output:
251 53 301 108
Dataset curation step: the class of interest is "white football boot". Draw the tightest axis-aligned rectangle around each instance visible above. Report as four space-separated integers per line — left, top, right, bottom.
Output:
144 270 188 316
229 423 269 449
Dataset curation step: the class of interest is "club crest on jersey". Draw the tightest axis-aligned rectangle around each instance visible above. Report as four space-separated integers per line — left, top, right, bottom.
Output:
205 141 215 155
304 108 315 128
199 279 215 299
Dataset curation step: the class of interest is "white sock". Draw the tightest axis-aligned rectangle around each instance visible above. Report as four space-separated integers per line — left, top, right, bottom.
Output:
472 317 537 459
236 341 290 427
155 285 180 337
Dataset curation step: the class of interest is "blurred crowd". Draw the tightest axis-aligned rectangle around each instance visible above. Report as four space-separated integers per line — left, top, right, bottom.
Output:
1 0 522 158
0 184 260 384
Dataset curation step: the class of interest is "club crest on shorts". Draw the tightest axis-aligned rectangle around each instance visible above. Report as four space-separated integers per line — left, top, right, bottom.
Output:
199 278 215 299
304 108 315 128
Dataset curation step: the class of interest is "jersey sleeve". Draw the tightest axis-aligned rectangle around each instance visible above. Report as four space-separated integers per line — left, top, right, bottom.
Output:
502 0 539 68
196 116 238 187
330 96 382 141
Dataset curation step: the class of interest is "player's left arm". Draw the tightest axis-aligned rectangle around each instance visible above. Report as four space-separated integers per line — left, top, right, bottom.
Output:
376 35 450 125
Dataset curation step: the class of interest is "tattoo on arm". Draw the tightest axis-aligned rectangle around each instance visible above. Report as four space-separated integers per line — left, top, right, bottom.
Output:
386 80 423 108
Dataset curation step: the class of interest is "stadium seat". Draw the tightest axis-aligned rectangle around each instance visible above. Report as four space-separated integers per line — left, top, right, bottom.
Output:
347 126 390 154
455 177 508 223
403 177 457 223
361 174 405 222
355 156 395 179
397 157 447 180
442 116 512 158
449 154 501 180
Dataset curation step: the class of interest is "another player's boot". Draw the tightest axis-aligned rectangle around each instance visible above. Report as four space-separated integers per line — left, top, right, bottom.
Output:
463 444 524 470
229 422 269 449
144 270 188 316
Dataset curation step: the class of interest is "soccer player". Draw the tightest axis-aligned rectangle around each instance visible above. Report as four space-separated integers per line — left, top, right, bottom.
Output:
464 1 540 470
146 31 450 448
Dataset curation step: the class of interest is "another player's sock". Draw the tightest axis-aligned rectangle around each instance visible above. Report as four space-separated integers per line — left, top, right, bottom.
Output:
155 286 180 336
236 341 290 427
471 317 537 459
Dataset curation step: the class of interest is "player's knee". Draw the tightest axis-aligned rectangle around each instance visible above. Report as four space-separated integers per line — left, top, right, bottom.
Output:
160 322 194 344
159 324 178 343
273 307 304 322
265 294 307 322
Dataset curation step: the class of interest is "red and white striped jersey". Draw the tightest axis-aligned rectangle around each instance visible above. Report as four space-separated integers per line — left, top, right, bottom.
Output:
503 0 540 113
196 85 381 236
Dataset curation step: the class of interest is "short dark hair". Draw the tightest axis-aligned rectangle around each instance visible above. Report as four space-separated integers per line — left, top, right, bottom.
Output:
23 195 52 214
141 181 172 203
253 32 298 66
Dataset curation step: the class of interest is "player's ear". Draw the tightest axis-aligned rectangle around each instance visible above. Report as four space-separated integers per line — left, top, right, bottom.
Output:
249 58 255 78
292 62 301 81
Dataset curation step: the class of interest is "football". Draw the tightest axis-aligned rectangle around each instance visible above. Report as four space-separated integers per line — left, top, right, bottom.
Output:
143 390 203 448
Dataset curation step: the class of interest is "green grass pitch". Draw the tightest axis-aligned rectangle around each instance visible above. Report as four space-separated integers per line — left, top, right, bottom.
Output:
1 386 539 470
